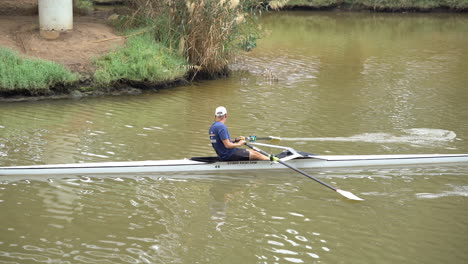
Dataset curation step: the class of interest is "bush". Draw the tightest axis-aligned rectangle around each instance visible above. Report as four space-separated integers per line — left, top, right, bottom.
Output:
124 0 262 77
74 0 94 15
0 47 77 94
93 32 188 86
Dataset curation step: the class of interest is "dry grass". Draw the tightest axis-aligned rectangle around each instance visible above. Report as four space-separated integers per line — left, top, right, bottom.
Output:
125 0 261 77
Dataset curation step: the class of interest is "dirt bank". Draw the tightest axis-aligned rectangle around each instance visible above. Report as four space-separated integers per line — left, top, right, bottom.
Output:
0 0 37 15
0 11 125 75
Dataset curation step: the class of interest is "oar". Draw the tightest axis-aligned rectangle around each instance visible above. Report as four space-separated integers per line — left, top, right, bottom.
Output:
245 143 364 201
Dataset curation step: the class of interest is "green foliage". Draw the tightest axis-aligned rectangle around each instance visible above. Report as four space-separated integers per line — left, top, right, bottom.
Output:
354 0 468 9
444 0 468 8
0 47 77 94
279 0 338 8
240 33 260 51
277 0 468 9
93 32 188 86
353 0 439 9
74 0 94 14
125 0 263 77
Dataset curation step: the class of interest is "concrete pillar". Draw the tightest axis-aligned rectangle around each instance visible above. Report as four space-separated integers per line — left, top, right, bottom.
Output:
38 0 73 40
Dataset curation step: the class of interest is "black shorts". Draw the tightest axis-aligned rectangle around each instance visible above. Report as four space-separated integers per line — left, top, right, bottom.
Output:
225 148 250 161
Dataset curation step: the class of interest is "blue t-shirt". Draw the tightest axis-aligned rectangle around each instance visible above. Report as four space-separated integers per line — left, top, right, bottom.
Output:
209 121 235 160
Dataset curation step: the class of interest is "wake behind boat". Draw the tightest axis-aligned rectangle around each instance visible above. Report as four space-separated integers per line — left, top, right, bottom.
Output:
1 143 468 176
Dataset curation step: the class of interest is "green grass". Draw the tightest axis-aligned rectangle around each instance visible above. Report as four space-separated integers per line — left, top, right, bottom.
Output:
355 0 445 9
283 0 338 8
278 0 468 9
74 0 94 14
93 32 188 86
444 0 468 9
0 47 77 94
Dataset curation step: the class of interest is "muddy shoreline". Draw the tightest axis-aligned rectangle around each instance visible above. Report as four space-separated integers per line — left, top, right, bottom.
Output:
0 78 189 103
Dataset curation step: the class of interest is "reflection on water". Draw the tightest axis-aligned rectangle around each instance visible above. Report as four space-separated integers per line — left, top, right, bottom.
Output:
416 184 468 199
1 11 468 264
2 166 467 263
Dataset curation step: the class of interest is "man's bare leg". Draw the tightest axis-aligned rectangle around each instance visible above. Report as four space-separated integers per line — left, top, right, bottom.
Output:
247 149 270 161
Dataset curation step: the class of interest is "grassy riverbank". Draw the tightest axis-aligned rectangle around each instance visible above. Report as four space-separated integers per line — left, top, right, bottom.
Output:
0 33 188 98
0 0 259 99
93 31 188 87
0 47 77 96
1 0 467 100
277 0 468 10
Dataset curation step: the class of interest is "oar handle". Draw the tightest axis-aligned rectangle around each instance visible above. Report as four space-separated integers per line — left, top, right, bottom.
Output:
245 136 281 142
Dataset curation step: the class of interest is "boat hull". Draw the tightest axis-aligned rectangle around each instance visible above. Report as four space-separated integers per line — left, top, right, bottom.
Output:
1 154 468 176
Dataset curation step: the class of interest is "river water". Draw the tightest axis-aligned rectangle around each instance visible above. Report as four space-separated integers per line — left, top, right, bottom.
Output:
1 11 468 264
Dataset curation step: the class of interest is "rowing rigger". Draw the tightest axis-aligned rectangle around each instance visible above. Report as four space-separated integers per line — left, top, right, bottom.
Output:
1 143 468 176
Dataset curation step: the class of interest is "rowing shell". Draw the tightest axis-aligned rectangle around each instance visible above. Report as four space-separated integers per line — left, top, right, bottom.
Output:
1 147 468 176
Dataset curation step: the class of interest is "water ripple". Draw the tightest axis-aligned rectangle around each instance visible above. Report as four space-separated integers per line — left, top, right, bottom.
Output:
1 11 468 264
416 185 468 199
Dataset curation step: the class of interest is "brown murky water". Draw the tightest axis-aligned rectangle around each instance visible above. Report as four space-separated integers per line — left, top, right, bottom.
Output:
1 11 468 264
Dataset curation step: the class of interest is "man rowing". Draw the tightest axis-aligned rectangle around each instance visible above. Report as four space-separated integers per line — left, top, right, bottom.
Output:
209 106 269 161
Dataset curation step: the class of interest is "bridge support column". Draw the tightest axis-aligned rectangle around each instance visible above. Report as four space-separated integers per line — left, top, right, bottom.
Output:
38 0 73 40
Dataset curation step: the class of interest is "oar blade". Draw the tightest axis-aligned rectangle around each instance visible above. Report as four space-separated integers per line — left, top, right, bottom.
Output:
336 189 364 201
245 142 365 201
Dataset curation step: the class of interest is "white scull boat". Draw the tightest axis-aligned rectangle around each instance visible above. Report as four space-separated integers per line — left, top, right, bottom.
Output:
1 143 468 176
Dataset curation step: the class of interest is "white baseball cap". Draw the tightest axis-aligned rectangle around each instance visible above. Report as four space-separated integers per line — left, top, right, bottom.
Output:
215 106 227 117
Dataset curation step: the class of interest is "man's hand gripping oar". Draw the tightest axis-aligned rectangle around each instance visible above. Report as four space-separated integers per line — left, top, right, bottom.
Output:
244 143 364 201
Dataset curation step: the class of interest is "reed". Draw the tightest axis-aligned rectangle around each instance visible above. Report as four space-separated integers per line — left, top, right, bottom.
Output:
0 47 77 95
125 0 261 77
